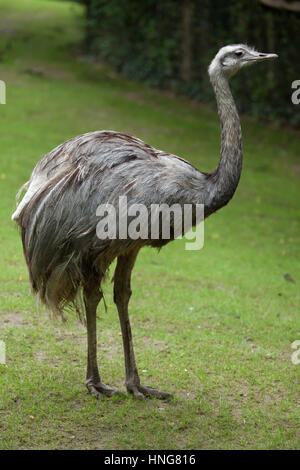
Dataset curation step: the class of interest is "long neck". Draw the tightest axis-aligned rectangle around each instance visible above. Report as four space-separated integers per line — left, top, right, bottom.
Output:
207 70 243 211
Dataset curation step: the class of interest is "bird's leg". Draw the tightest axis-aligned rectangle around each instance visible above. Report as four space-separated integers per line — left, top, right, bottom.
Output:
84 278 122 399
114 251 172 400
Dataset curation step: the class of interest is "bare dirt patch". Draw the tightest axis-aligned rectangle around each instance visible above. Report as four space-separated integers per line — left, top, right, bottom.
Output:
23 64 72 81
34 349 48 362
0 310 32 328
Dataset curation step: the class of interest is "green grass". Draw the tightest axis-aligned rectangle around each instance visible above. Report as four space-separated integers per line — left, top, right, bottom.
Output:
0 0 299 450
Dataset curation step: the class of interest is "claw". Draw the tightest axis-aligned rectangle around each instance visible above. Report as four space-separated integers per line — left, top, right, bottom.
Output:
86 383 103 399
86 380 125 399
127 384 173 400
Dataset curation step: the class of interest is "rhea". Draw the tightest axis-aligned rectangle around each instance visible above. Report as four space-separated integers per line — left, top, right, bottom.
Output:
12 45 277 399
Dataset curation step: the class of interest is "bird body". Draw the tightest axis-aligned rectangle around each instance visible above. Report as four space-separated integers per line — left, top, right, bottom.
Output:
13 130 212 315
12 45 277 399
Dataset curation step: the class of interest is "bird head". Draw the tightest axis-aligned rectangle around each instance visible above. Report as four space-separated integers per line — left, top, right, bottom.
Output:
208 44 278 78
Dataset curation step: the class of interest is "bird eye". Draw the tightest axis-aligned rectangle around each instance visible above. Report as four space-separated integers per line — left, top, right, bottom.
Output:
235 51 243 57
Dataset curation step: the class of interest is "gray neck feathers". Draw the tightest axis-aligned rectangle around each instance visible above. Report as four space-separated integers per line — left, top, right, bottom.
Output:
207 69 243 211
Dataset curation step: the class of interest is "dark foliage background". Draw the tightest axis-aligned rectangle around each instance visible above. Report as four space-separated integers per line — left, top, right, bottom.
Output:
79 0 300 127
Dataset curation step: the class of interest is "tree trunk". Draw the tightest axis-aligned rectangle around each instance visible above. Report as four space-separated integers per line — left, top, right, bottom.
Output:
181 0 193 81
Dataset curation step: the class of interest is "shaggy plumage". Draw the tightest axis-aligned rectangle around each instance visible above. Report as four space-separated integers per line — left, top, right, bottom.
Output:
12 44 277 399
14 131 212 317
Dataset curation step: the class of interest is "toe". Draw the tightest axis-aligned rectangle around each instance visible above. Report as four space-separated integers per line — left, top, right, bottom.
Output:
127 383 172 400
95 383 125 397
86 381 124 398
127 384 146 400
87 384 103 399
139 386 173 400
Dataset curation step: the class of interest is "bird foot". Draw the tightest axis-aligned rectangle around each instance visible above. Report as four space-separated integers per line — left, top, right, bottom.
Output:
127 383 173 400
86 380 124 399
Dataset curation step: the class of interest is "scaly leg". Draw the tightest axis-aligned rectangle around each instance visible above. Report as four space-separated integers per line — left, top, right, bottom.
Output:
84 277 122 399
114 250 172 400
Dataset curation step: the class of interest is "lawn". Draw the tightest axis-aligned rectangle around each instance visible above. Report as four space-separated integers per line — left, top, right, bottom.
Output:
0 0 299 450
